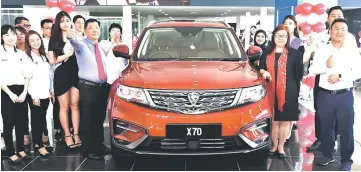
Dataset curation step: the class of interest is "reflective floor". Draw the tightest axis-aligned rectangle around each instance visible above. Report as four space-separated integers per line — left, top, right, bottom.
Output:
1 90 361 171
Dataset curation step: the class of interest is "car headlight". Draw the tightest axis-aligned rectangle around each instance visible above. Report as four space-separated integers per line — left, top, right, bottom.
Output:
116 84 150 105
237 85 266 105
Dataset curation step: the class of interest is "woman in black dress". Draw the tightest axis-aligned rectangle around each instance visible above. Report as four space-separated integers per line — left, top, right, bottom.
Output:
48 11 81 149
258 25 304 158
247 29 268 67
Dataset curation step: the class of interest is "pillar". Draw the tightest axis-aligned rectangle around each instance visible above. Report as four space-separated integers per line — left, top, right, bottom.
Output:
122 6 133 53
244 12 251 50
260 7 268 29
236 16 241 37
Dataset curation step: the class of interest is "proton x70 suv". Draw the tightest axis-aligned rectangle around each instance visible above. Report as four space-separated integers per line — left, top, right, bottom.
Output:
108 20 272 159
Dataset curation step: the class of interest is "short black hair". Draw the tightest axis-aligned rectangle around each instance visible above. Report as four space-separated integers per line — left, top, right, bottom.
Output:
15 26 27 34
73 15 85 24
109 23 122 33
41 19 53 28
330 18 348 29
327 6 343 16
84 18 100 29
14 17 29 25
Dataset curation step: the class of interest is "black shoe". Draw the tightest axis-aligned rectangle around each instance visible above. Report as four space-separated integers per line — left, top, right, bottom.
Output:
86 153 102 160
292 124 298 130
307 140 321 152
278 152 287 159
102 144 111 153
317 157 336 166
8 156 22 165
340 162 352 171
54 131 62 142
268 150 278 157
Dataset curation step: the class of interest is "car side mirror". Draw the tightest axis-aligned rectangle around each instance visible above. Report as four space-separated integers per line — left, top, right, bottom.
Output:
248 45 263 67
113 45 131 59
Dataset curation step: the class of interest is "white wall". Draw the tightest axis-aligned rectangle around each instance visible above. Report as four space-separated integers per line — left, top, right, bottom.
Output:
23 6 89 35
155 15 274 32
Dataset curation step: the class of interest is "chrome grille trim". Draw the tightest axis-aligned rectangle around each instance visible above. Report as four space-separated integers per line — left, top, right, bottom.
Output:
144 89 242 115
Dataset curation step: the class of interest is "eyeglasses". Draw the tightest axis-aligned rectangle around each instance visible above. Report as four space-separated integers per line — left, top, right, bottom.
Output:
22 24 31 28
42 27 52 30
275 35 288 39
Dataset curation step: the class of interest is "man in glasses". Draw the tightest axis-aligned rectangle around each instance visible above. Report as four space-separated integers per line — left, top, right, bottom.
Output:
14 17 31 32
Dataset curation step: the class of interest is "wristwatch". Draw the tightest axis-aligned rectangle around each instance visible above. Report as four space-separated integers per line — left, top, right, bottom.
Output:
338 74 343 81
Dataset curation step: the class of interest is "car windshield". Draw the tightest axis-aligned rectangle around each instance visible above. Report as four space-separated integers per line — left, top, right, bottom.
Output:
134 27 246 61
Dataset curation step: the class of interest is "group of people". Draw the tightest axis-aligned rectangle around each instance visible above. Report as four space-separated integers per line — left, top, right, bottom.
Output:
249 6 360 171
1 11 127 164
1 5 360 171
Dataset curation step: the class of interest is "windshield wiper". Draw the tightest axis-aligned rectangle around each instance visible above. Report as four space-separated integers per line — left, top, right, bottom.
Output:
219 58 242 61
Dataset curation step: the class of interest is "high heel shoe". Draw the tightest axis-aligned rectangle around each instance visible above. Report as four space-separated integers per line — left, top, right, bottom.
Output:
8 156 22 165
73 134 82 148
268 150 278 157
38 147 51 158
18 152 30 160
64 135 76 149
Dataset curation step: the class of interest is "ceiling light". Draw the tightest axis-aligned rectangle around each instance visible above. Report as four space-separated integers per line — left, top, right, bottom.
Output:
165 14 168 15
228 10 231 12
221 14 224 16
159 9 162 12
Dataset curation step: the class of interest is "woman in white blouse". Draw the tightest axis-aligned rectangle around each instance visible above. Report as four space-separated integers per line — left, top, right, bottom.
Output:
0 24 31 164
99 23 128 84
25 30 52 157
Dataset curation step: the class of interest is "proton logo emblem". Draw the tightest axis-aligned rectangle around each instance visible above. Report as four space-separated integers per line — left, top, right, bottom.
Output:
188 92 200 106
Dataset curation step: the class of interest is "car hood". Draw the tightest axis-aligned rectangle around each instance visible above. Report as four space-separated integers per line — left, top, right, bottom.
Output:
121 61 261 90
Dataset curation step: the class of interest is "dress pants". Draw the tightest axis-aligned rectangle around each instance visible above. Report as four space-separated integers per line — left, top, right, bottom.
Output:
1 85 27 156
29 99 50 147
314 75 338 140
78 80 109 155
317 90 354 164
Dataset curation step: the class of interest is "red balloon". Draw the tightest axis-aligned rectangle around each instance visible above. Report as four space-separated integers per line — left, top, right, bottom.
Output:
358 30 361 37
58 0 75 13
299 23 312 35
312 22 326 33
295 3 312 15
312 3 327 15
45 0 59 8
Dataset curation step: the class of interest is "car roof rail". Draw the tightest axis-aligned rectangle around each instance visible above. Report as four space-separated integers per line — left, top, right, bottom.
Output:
146 20 159 27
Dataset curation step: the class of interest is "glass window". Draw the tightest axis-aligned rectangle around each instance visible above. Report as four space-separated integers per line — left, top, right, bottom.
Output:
134 27 245 61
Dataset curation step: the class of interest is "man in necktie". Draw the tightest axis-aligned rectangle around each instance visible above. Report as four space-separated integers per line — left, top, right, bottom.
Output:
67 19 110 160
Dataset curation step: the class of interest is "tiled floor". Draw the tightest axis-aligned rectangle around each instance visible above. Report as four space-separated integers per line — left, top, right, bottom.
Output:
1 90 361 171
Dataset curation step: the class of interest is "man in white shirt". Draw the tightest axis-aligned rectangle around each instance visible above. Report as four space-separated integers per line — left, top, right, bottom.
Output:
307 6 358 152
309 18 361 171
41 19 53 54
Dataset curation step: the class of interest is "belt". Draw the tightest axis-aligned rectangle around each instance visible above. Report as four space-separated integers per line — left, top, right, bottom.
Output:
79 79 108 87
319 87 351 95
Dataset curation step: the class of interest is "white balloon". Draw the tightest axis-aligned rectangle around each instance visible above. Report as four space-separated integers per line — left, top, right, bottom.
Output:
49 7 61 19
296 14 307 24
359 38 361 44
306 13 319 25
318 13 328 23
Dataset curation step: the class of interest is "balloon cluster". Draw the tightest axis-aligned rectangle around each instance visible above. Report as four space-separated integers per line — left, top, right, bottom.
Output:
43 0 76 21
295 1 327 35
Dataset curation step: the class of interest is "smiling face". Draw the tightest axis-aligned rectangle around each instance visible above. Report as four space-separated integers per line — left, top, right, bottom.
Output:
85 21 100 41
28 33 42 50
330 21 347 43
2 29 17 46
255 32 266 45
274 30 288 48
60 16 72 32
328 9 343 26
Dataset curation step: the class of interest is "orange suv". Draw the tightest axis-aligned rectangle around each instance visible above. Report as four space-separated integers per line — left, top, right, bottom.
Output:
108 20 272 159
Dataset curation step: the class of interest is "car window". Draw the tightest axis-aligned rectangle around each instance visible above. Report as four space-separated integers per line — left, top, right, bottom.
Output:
134 27 245 61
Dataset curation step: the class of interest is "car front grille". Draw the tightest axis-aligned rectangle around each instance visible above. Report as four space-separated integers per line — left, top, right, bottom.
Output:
146 89 240 114
138 137 249 152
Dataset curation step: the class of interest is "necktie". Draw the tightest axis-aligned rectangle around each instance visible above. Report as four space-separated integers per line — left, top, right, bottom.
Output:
94 42 106 80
